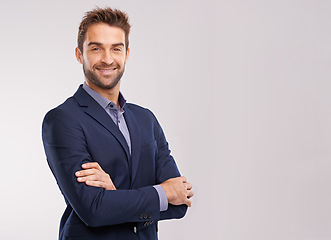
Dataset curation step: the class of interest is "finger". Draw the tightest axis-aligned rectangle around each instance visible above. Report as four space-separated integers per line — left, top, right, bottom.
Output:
185 198 192 207
77 175 99 182
186 182 192 190
82 162 103 171
77 176 87 182
85 180 105 188
82 162 102 170
85 180 117 190
75 169 97 177
181 176 187 183
187 190 194 199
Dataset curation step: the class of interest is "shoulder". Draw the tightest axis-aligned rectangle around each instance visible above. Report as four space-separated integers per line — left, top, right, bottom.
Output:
43 97 80 125
43 85 90 121
125 103 164 135
125 103 157 120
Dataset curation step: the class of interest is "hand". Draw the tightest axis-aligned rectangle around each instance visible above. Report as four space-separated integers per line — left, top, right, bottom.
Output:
75 162 116 190
160 176 194 207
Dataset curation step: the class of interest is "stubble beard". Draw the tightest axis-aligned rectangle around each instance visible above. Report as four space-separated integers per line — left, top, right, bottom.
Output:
83 62 125 90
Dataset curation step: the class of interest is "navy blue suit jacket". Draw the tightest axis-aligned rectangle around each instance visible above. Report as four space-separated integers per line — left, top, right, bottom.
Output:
42 85 187 240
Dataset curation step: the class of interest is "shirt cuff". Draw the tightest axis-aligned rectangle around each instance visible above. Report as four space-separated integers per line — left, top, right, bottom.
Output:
153 185 168 212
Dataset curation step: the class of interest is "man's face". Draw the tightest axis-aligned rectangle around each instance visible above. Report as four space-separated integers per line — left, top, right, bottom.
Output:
76 23 129 90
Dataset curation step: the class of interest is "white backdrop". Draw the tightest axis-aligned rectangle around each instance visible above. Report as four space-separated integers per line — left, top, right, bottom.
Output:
1 0 331 239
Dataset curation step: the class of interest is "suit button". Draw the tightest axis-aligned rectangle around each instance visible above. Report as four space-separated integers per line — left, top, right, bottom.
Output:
144 214 148 219
139 214 144 220
148 214 152 219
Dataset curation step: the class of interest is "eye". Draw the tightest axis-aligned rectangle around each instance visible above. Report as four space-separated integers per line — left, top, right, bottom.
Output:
113 48 122 52
90 47 101 52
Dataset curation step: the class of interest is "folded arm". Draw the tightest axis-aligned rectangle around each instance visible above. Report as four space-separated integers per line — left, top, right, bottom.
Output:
76 162 194 207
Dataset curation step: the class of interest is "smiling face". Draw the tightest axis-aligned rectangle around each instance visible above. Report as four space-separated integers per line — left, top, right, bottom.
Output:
75 23 129 93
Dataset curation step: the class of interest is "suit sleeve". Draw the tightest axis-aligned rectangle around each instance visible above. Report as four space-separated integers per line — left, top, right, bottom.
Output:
151 112 188 220
42 108 161 228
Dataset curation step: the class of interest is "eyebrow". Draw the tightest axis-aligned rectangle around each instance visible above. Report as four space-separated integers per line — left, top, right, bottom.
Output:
88 42 125 47
88 42 102 46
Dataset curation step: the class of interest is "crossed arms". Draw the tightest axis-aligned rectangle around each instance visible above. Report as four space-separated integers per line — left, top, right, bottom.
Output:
75 162 194 207
42 106 194 227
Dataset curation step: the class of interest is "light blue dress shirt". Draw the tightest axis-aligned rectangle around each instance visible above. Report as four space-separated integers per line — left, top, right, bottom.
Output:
82 82 168 212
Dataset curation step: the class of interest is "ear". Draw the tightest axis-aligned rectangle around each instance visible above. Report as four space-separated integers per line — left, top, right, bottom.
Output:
75 47 83 64
125 48 130 64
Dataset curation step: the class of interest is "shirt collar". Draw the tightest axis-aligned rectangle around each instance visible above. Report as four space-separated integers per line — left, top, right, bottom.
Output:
82 82 127 110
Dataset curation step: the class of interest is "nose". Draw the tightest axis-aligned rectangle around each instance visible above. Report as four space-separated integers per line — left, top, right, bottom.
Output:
101 51 114 65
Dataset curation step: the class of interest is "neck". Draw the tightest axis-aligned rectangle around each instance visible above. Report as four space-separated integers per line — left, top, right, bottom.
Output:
85 80 120 107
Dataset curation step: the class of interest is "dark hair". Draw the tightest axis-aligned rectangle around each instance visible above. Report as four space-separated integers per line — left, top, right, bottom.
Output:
78 7 131 52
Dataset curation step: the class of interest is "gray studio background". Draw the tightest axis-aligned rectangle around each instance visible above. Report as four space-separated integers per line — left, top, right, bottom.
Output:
1 0 330 239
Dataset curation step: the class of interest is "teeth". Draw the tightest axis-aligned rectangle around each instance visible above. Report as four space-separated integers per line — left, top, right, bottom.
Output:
97 68 116 74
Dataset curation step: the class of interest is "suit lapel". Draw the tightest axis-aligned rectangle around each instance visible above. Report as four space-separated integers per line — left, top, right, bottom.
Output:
73 86 131 162
124 106 141 186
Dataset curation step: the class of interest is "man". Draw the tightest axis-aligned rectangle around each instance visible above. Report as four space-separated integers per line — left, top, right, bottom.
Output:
42 7 194 240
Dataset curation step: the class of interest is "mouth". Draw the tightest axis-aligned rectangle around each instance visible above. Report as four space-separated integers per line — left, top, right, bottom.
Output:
96 67 117 75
